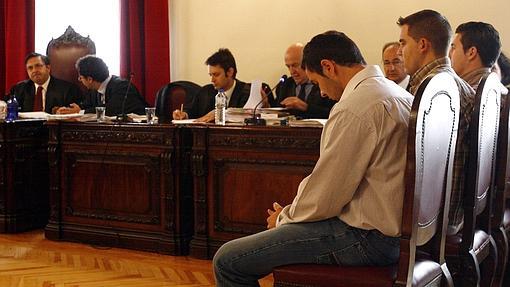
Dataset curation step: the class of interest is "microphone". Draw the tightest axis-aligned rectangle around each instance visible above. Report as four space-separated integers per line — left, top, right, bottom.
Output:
245 75 287 126
117 72 134 122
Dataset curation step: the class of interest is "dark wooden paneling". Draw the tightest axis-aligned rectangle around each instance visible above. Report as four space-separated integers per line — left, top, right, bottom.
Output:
189 126 321 259
0 120 49 232
45 122 193 255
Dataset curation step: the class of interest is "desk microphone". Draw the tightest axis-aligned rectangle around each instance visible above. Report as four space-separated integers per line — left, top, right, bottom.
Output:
245 75 287 126
117 72 135 122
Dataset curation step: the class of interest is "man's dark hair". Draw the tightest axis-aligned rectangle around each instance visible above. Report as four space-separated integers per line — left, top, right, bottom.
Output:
397 9 452 57
205 48 237 78
455 22 501 68
382 42 400 55
75 55 109 82
302 30 366 76
497 52 510 86
25 52 50 65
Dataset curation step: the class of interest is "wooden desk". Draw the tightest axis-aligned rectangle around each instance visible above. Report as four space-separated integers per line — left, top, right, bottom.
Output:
45 121 193 255
0 119 49 232
189 125 322 259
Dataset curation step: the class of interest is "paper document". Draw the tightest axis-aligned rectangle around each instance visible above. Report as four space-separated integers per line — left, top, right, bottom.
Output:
19 112 50 119
172 119 207 124
243 80 263 109
289 119 327 127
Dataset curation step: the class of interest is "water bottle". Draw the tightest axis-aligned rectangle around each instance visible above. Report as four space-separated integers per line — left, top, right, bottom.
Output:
5 94 19 123
215 89 226 125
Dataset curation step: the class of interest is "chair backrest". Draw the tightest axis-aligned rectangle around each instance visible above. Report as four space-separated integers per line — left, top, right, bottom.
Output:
493 91 509 227
462 72 501 245
155 80 201 123
46 26 96 93
396 72 460 285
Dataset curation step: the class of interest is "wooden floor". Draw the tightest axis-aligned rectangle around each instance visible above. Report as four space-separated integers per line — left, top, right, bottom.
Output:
0 230 273 287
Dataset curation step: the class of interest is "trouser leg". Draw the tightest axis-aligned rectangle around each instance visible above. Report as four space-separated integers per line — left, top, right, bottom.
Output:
213 217 399 287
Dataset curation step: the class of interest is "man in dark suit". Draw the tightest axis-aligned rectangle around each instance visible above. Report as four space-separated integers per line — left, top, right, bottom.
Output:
272 43 336 119
76 55 147 116
172 48 250 122
7 52 82 114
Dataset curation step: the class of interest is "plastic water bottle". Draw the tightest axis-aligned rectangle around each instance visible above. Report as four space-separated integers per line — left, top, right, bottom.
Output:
5 94 19 123
215 89 226 125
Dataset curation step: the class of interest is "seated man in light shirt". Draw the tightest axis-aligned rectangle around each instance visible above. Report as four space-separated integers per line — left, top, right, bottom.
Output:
213 31 413 286
382 42 410 89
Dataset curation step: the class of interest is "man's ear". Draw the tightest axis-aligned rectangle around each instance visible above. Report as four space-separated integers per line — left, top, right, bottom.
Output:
466 46 478 61
226 67 234 78
320 59 335 77
418 38 429 54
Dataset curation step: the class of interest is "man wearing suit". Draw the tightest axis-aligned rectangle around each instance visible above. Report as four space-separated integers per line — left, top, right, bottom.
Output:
382 42 410 89
7 52 82 114
76 55 147 116
272 43 336 119
172 48 251 122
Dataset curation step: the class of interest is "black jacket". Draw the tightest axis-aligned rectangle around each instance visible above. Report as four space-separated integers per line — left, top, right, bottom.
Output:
7 77 82 114
81 75 148 116
184 79 251 119
273 78 336 119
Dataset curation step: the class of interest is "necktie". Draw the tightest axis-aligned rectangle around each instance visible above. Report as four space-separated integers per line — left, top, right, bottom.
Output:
33 86 43 112
97 92 105 106
297 84 307 101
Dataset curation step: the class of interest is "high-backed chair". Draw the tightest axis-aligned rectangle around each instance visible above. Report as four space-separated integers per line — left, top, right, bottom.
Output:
493 90 509 287
445 72 501 287
154 80 201 123
273 72 460 287
46 26 96 94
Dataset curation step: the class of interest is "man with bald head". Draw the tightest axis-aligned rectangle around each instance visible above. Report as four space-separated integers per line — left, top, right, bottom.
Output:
272 43 336 119
382 42 410 89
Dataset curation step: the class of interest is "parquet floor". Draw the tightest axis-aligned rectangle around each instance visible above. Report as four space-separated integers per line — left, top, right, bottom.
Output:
0 230 273 287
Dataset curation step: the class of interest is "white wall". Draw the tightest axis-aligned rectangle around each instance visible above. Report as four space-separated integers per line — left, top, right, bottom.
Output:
169 0 510 87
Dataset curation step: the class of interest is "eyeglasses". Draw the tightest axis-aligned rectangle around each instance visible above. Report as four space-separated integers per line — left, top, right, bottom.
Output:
383 60 403 67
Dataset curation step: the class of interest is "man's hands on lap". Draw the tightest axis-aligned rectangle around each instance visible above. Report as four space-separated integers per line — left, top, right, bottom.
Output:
266 202 283 229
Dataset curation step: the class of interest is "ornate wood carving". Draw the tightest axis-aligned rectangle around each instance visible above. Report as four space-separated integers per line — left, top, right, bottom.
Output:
189 126 322 259
208 134 320 149
61 129 173 145
46 122 192 255
46 26 96 54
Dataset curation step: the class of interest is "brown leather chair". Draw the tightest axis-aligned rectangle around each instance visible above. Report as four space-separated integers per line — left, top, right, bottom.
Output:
493 91 509 287
273 72 461 287
46 26 96 94
154 80 201 123
445 73 502 287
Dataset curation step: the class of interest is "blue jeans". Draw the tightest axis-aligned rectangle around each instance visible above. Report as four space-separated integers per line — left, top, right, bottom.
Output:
213 217 399 287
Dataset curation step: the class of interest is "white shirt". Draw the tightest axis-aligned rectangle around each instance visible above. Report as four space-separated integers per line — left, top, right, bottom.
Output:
277 65 413 237
223 80 236 106
97 75 112 105
34 76 51 111
398 75 410 89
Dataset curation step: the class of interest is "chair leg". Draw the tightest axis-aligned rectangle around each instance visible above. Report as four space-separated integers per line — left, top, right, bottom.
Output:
455 250 480 287
440 263 454 287
492 227 508 287
480 237 498 287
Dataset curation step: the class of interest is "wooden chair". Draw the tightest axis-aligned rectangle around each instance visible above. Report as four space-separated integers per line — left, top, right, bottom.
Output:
154 80 200 123
445 73 502 287
46 26 96 94
273 72 460 287
493 89 509 287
